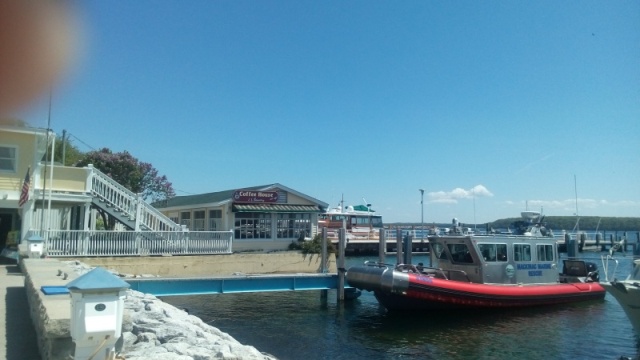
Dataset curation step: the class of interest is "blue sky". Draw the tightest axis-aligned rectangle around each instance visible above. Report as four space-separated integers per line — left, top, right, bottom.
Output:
17 1 640 224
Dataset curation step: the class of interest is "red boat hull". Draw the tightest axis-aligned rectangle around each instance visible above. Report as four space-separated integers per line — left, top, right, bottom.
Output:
375 273 606 311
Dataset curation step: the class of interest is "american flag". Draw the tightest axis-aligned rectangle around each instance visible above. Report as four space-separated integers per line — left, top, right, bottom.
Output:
18 168 30 207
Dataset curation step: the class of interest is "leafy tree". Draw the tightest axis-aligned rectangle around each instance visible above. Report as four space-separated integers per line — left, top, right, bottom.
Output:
53 136 84 166
76 148 175 229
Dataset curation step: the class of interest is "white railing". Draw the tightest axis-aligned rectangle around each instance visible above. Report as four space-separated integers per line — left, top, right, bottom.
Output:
32 229 233 257
89 165 182 231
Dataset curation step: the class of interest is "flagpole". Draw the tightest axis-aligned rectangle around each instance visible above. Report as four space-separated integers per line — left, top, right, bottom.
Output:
40 89 53 239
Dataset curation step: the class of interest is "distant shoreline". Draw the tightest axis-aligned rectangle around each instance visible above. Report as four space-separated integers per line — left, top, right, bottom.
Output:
388 215 640 232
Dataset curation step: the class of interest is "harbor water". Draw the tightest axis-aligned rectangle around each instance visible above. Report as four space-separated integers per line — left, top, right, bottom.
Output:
164 254 639 360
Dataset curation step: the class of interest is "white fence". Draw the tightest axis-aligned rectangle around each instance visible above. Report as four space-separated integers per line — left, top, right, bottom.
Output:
28 230 233 257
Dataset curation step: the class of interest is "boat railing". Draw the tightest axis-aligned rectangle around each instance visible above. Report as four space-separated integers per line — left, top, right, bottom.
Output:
360 260 474 282
601 254 620 282
394 263 473 282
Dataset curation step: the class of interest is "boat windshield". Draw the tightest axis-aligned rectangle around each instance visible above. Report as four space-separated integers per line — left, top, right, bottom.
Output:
478 243 508 262
447 243 474 263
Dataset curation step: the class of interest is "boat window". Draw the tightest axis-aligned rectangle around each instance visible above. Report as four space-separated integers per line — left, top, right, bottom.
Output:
496 244 508 261
432 243 446 260
513 244 531 261
478 244 496 261
536 244 554 261
478 243 508 262
447 243 474 264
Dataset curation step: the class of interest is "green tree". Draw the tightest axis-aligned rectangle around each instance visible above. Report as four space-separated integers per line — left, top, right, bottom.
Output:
53 136 84 166
76 148 175 229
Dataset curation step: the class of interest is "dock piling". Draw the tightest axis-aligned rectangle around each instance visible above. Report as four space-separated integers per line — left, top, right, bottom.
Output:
378 229 386 264
403 234 413 265
396 228 403 265
337 228 346 302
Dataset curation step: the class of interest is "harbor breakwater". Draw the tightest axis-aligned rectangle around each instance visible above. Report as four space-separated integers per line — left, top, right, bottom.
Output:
23 252 336 359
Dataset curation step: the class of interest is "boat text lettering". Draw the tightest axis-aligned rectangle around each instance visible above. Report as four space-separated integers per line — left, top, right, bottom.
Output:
516 263 552 270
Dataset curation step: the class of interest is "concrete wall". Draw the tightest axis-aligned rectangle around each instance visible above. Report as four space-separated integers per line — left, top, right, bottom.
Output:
22 258 78 360
21 252 337 360
73 251 337 277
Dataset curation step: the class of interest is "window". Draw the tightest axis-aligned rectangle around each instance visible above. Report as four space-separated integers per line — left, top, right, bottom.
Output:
537 244 554 261
478 243 508 262
514 244 531 261
193 210 205 231
180 211 191 229
447 243 474 263
235 212 272 240
209 209 222 230
431 243 447 260
277 213 311 239
0 146 17 172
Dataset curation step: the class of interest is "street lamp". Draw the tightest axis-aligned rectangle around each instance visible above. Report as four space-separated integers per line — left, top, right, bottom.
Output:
419 189 425 240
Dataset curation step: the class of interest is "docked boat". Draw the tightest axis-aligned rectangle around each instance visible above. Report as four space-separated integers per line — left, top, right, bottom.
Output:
600 243 640 333
346 211 606 310
318 201 383 241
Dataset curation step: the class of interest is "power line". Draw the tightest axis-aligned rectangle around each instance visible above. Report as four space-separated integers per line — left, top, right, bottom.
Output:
66 132 96 151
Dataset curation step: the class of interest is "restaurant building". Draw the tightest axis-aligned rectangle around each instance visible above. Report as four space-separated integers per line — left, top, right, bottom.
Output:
154 183 328 252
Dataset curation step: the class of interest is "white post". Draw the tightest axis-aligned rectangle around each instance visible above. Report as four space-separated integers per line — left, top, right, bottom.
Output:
67 268 130 360
46 132 55 243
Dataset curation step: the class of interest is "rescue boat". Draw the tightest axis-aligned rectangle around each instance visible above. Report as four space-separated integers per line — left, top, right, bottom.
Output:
346 212 606 310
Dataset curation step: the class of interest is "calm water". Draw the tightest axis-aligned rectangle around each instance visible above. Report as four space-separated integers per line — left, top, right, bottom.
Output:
164 254 639 360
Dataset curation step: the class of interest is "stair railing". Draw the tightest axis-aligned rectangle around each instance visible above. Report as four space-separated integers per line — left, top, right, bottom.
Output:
88 165 183 232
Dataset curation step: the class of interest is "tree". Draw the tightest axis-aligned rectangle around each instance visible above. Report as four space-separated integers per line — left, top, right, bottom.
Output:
76 148 175 229
53 135 84 166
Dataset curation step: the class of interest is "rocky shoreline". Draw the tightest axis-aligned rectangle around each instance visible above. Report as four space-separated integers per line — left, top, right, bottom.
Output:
65 261 277 360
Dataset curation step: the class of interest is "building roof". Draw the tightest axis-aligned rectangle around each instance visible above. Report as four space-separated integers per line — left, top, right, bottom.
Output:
153 183 328 209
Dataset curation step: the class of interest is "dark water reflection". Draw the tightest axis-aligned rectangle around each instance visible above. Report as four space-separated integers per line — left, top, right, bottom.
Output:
164 254 640 360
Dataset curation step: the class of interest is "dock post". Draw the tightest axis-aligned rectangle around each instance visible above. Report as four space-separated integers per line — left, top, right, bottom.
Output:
337 228 346 302
579 232 586 252
396 228 403 265
566 233 577 258
403 234 413 265
321 228 328 302
378 228 386 264
321 228 328 273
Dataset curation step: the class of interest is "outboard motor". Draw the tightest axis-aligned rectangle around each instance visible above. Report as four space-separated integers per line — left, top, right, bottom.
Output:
585 261 599 282
561 259 600 283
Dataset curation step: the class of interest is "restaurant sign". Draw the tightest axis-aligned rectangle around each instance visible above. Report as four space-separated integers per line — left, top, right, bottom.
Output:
233 190 279 203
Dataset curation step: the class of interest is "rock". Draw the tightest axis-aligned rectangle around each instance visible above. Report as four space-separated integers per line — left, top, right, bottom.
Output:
64 261 278 360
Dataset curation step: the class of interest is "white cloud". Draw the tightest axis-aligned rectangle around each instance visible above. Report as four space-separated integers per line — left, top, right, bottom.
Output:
428 185 494 204
506 198 640 216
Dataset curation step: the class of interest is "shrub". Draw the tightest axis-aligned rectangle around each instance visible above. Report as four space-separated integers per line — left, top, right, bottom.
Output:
288 234 336 254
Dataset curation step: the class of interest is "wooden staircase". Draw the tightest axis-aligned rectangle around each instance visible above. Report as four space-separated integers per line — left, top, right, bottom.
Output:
88 165 183 232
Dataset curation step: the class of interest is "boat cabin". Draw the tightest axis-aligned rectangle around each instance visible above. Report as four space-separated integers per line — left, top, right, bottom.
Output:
428 234 560 285
317 204 383 240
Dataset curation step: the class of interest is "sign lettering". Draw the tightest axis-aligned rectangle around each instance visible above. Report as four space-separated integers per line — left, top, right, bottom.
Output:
233 190 279 203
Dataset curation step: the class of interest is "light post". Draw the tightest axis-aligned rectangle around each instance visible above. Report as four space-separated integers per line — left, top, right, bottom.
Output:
419 189 424 240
